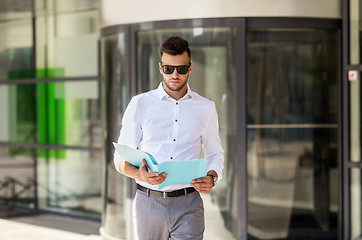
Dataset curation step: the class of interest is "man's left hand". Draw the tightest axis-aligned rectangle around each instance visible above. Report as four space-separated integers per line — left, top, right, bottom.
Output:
190 175 214 194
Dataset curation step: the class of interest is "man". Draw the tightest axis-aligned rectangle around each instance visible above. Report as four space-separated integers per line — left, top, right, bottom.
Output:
114 36 224 240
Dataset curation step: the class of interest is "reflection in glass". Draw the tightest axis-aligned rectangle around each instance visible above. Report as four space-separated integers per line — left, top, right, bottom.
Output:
0 18 33 80
55 0 98 13
137 28 238 239
0 82 101 148
350 72 361 162
247 29 339 239
349 0 362 64
37 148 102 218
0 146 36 209
351 169 362 239
0 84 36 143
36 8 99 78
50 81 102 148
51 11 98 77
0 1 32 20
101 33 129 239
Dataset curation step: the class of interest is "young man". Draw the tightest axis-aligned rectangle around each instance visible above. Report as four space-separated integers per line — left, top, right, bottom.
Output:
114 36 224 240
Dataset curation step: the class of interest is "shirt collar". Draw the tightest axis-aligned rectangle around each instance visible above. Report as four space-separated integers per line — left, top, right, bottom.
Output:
156 82 194 100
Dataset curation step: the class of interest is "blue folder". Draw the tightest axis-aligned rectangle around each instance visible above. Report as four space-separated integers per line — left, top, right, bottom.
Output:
113 143 206 189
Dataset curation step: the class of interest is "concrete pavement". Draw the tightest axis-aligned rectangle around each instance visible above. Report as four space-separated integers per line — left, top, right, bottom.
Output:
0 218 102 240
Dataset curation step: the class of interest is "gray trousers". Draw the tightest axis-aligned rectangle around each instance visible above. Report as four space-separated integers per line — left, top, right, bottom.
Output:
133 189 205 240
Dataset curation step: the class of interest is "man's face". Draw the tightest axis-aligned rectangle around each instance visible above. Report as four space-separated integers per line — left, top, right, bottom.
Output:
159 51 192 93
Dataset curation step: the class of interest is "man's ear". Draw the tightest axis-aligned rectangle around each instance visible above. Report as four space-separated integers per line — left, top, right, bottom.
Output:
159 62 163 74
189 62 193 74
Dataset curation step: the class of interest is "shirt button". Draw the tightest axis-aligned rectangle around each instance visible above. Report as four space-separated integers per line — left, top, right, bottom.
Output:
173 139 176 141
176 102 178 105
170 157 173 160
175 119 178 122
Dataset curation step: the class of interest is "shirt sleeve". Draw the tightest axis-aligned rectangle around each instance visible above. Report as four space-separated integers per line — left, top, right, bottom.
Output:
113 96 143 173
201 104 224 181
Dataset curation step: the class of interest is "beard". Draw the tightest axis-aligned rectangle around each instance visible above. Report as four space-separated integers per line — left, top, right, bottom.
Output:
163 78 188 92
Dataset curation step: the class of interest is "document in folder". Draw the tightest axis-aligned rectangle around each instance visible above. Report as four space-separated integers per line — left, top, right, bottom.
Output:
113 143 206 189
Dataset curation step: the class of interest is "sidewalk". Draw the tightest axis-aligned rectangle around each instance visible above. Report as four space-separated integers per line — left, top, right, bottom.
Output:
0 218 102 240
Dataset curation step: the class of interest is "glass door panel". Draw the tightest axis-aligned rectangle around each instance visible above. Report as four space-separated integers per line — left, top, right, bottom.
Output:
247 29 339 239
351 168 362 239
349 72 362 239
348 0 362 239
36 148 101 218
349 0 362 64
350 72 361 162
0 146 36 211
0 18 33 80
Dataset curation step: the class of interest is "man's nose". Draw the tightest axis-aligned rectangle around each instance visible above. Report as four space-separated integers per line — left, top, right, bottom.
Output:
171 68 179 77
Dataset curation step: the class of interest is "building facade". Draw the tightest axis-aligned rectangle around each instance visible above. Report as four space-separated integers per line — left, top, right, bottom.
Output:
0 0 102 219
0 0 361 239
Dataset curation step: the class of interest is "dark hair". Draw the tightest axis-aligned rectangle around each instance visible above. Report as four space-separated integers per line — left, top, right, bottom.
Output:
160 36 191 60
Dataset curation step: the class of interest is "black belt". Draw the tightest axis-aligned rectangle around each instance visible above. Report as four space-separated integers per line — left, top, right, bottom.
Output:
137 184 196 198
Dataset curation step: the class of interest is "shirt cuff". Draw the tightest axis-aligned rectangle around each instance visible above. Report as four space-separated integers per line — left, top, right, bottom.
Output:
205 151 224 181
113 151 123 174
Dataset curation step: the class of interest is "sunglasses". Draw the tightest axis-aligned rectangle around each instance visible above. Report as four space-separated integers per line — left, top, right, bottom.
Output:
161 64 190 75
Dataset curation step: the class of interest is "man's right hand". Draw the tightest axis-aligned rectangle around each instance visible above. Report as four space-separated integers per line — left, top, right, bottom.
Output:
138 159 167 185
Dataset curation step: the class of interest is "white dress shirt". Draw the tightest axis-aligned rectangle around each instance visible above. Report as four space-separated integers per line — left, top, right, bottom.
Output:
114 83 224 191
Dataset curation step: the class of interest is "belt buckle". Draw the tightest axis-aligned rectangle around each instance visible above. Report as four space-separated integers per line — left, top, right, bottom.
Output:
163 191 166 198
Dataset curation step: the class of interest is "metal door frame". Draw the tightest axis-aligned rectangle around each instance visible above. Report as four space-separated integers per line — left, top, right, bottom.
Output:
342 0 362 239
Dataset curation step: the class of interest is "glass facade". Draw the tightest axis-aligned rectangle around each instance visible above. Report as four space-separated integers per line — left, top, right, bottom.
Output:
0 0 101 219
247 29 339 239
